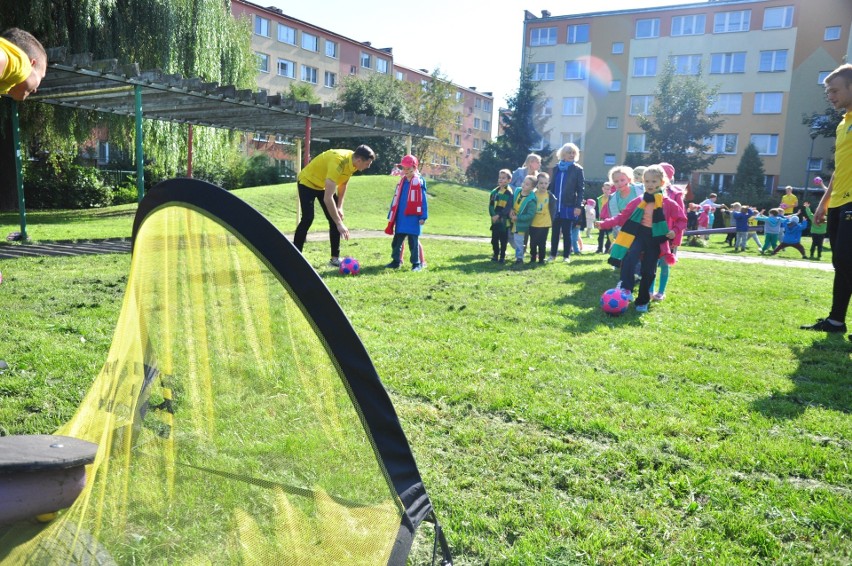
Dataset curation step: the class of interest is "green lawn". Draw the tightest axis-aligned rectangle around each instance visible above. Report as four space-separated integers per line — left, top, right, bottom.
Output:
0 178 849 564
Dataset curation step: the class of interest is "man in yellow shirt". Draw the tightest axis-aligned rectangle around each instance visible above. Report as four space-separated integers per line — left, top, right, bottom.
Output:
294 145 375 266
0 28 47 101
780 185 798 216
801 64 852 339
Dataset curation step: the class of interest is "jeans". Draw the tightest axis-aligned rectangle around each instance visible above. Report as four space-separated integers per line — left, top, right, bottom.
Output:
513 232 526 260
391 233 421 267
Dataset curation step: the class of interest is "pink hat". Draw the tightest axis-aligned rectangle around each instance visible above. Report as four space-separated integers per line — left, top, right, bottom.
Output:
586 199 596 206
659 162 675 180
397 154 419 169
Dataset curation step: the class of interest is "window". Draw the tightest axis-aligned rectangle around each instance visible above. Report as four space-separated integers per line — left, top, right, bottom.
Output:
706 134 738 154
483 120 491 132
325 40 338 58
301 32 318 52
612 42 624 55
277 24 295 44
454 134 461 146
565 60 588 80
561 132 583 149
395 70 405 81
629 95 654 115
300 65 318 84
633 57 657 77
256 52 269 73
97 140 109 165
763 6 793 30
474 118 481 129
275 134 287 145
277 58 295 78
670 54 702 75
754 92 783 114
635 18 660 39
818 71 831 84
531 27 557 46
455 91 464 102
808 158 824 171
671 14 705 36
699 173 735 193
824 26 841 41
604 154 616 165
750 134 779 155
610 79 621 92
714 10 750 33
567 24 589 44
254 16 270 37
484 100 492 111
531 62 554 81
376 59 388 74
627 133 647 153
475 98 482 109
252 132 266 142
710 52 746 74
541 98 553 116
360 52 372 69
759 50 787 72
707 93 742 114
324 71 336 88
473 138 480 150
606 117 618 129
562 97 584 115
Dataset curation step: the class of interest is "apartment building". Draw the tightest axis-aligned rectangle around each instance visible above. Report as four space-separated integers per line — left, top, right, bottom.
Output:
522 0 852 193
230 0 494 175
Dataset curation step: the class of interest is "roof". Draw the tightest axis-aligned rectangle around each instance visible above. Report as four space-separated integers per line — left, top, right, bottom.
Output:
29 48 432 140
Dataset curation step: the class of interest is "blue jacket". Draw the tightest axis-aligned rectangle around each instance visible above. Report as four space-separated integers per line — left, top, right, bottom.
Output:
732 209 755 231
780 218 807 244
390 176 428 235
551 163 585 220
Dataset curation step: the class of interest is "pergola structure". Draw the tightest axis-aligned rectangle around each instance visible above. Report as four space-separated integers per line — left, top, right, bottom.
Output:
9 47 432 240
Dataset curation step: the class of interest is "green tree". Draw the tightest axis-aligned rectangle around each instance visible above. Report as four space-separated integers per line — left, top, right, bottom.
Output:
725 142 774 209
636 61 723 180
334 73 410 175
400 68 457 177
467 67 553 187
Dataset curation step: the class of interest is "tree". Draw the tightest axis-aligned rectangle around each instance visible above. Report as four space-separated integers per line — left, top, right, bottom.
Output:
400 68 458 175
334 73 410 175
467 66 553 187
725 142 774 209
635 61 723 180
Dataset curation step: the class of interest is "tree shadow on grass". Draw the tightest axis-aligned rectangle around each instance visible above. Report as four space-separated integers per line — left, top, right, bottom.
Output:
751 334 851 418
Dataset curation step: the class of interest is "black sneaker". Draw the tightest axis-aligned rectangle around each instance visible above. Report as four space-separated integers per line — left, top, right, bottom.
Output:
384 261 401 269
800 318 847 333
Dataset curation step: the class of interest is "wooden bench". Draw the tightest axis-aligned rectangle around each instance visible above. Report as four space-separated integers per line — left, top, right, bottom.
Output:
0 435 97 525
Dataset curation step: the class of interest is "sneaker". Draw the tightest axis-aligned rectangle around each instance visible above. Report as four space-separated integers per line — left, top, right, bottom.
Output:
635 303 649 313
621 290 635 303
563 256 571 264
385 261 401 269
490 256 498 262
328 257 341 267
412 264 423 272
652 293 666 302
548 255 557 262
800 318 847 333
515 258 524 264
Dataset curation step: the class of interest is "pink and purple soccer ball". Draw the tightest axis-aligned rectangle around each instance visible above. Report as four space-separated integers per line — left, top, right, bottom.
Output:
339 256 361 276
600 287 630 316
813 176 823 185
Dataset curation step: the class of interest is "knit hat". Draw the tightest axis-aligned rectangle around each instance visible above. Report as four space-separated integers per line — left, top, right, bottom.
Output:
788 215 799 224
659 162 675 181
586 199 596 206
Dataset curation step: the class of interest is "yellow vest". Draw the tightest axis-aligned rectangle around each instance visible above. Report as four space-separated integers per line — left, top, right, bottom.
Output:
0 37 32 95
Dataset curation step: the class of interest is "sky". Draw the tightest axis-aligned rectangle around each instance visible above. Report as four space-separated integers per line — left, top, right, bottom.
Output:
265 0 693 109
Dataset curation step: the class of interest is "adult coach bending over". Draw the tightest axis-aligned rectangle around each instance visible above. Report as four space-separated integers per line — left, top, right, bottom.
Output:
0 28 47 101
801 64 852 339
293 145 375 266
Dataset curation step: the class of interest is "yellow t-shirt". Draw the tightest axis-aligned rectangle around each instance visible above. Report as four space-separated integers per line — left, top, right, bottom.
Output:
830 111 852 209
297 149 357 192
531 190 552 228
781 193 798 214
0 37 32 95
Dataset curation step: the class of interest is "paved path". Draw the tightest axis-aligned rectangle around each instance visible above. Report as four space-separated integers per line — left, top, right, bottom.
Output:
0 231 834 272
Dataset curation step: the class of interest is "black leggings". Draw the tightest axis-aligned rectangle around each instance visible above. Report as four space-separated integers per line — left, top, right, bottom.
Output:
827 204 852 322
529 226 549 261
293 183 340 257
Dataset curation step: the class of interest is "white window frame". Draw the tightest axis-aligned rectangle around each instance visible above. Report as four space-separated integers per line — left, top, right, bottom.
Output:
714 10 751 33
324 71 336 88
706 134 738 154
562 97 585 116
670 54 702 76
277 24 295 44
753 92 783 114
710 52 746 74
325 40 338 58
606 117 618 129
254 16 270 37
300 65 318 84
808 158 824 171
474 117 481 130
561 132 583 149
763 6 793 30
609 79 621 92
530 27 557 46
604 154 617 165
633 57 657 77
531 62 555 81
564 60 588 80
759 50 787 73
567 24 589 44
360 52 372 69
627 133 647 153
277 58 295 78
635 18 660 39
824 26 841 41
671 14 705 36
612 42 624 55
629 95 654 116
707 93 742 114
541 97 553 116
376 59 389 74
256 52 269 73
750 134 779 155
301 32 318 52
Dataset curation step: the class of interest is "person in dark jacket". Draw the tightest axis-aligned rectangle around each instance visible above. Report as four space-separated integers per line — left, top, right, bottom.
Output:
549 143 585 263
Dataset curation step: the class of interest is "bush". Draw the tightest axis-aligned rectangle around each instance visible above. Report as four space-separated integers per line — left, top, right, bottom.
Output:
242 154 279 188
24 162 112 209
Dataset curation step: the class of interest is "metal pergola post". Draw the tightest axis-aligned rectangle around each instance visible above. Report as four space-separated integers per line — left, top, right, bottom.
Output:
11 99 27 242
135 84 145 202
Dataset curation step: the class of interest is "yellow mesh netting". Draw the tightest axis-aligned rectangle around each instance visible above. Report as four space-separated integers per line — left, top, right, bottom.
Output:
1 203 404 565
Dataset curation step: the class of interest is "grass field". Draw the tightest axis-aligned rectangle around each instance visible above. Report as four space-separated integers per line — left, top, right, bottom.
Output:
0 177 849 564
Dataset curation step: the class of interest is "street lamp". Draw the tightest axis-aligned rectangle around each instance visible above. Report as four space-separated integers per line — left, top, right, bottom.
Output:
802 129 819 204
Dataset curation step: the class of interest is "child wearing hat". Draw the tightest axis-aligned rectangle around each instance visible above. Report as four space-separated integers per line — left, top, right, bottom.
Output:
771 213 808 259
385 154 428 271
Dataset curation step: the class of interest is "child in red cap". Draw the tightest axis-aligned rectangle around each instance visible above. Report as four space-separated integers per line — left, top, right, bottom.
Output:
385 155 428 271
